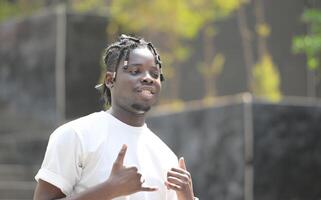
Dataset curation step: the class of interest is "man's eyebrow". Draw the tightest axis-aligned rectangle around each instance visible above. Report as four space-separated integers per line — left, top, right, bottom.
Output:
126 63 143 66
125 63 158 68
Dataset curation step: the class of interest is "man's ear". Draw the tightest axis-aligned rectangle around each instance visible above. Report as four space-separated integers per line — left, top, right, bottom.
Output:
105 72 115 89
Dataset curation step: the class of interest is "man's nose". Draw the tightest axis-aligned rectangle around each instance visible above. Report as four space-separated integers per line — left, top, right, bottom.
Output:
140 72 154 84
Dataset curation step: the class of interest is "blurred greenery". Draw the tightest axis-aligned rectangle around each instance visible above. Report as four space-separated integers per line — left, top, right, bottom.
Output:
71 0 106 13
256 22 270 38
252 54 281 101
104 0 246 102
250 0 281 102
0 0 286 103
293 9 321 70
0 0 43 22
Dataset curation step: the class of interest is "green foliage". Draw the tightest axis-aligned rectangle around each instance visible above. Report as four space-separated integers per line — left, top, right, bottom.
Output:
109 0 202 39
71 0 106 14
69 0 245 102
0 0 43 22
252 54 281 101
302 8 321 32
256 22 270 38
107 0 245 38
197 53 225 77
68 0 246 49
69 0 244 63
292 9 321 70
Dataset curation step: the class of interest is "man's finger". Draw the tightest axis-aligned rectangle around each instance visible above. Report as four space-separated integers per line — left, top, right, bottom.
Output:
169 168 191 179
179 157 186 170
165 181 181 191
167 170 190 182
114 144 127 166
140 186 158 192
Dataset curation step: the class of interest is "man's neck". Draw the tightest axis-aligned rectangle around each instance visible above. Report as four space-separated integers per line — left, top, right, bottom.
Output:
108 107 146 127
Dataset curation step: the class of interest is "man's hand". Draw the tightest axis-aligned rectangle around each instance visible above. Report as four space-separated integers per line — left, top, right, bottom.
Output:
107 144 158 198
165 157 195 200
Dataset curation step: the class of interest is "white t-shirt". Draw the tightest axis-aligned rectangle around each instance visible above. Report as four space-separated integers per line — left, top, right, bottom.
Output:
35 111 178 200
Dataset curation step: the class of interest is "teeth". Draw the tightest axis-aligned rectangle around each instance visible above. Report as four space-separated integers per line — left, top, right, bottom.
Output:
142 90 152 95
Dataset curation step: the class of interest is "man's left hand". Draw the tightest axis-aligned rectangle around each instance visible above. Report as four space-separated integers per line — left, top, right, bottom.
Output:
165 157 195 200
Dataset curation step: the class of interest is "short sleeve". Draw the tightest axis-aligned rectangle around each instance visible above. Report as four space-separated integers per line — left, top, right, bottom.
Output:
35 125 83 195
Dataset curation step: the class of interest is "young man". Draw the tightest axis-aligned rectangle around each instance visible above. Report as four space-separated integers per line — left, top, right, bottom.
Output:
34 35 197 200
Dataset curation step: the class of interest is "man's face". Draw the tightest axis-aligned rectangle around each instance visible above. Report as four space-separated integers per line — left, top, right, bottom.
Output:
110 47 162 114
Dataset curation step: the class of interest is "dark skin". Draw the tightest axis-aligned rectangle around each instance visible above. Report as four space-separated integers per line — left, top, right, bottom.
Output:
106 47 162 127
33 47 195 200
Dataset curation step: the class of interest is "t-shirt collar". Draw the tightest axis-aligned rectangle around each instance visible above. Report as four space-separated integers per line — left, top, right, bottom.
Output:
103 110 147 133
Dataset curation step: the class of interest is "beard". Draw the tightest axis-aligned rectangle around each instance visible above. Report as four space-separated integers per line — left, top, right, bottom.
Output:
131 103 151 114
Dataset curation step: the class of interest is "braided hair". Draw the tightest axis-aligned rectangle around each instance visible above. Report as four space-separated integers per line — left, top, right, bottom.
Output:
99 34 164 106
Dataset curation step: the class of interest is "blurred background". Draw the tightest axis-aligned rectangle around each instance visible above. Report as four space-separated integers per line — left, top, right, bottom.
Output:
0 0 321 199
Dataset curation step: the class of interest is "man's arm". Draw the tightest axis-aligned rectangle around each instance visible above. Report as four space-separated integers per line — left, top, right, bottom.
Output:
34 178 120 200
34 145 157 200
34 180 66 200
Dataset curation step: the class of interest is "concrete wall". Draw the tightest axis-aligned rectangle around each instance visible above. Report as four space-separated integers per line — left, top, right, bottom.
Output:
252 102 321 199
0 10 57 122
147 99 321 200
0 8 105 124
65 13 107 119
148 103 246 200
1 94 321 199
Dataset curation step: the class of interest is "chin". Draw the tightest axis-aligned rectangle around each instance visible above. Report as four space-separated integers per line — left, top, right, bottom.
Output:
131 103 151 114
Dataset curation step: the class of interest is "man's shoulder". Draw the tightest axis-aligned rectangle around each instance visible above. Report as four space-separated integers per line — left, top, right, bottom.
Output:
51 111 109 145
68 111 107 127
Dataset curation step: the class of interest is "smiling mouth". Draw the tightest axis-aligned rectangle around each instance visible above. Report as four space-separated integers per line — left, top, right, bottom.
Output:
137 87 156 94
139 90 154 99
136 88 156 99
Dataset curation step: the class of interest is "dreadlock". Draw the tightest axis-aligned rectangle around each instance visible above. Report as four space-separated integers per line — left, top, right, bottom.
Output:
100 34 164 106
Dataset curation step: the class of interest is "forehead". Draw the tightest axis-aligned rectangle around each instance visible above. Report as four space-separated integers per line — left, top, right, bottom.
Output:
127 47 156 65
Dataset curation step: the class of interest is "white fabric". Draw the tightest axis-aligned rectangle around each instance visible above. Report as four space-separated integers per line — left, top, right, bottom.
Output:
35 111 178 200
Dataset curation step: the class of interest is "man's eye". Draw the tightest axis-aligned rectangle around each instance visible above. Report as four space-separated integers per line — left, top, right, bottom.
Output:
151 71 160 79
129 69 139 75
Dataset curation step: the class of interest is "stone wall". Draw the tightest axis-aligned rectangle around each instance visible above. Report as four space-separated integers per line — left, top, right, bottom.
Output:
0 10 57 122
0 8 105 124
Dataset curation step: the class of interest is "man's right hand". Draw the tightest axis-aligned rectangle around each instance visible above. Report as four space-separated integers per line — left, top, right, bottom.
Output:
34 144 158 200
107 144 158 198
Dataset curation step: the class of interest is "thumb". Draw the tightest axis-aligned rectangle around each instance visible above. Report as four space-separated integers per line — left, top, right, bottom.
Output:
113 144 127 170
179 157 187 170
